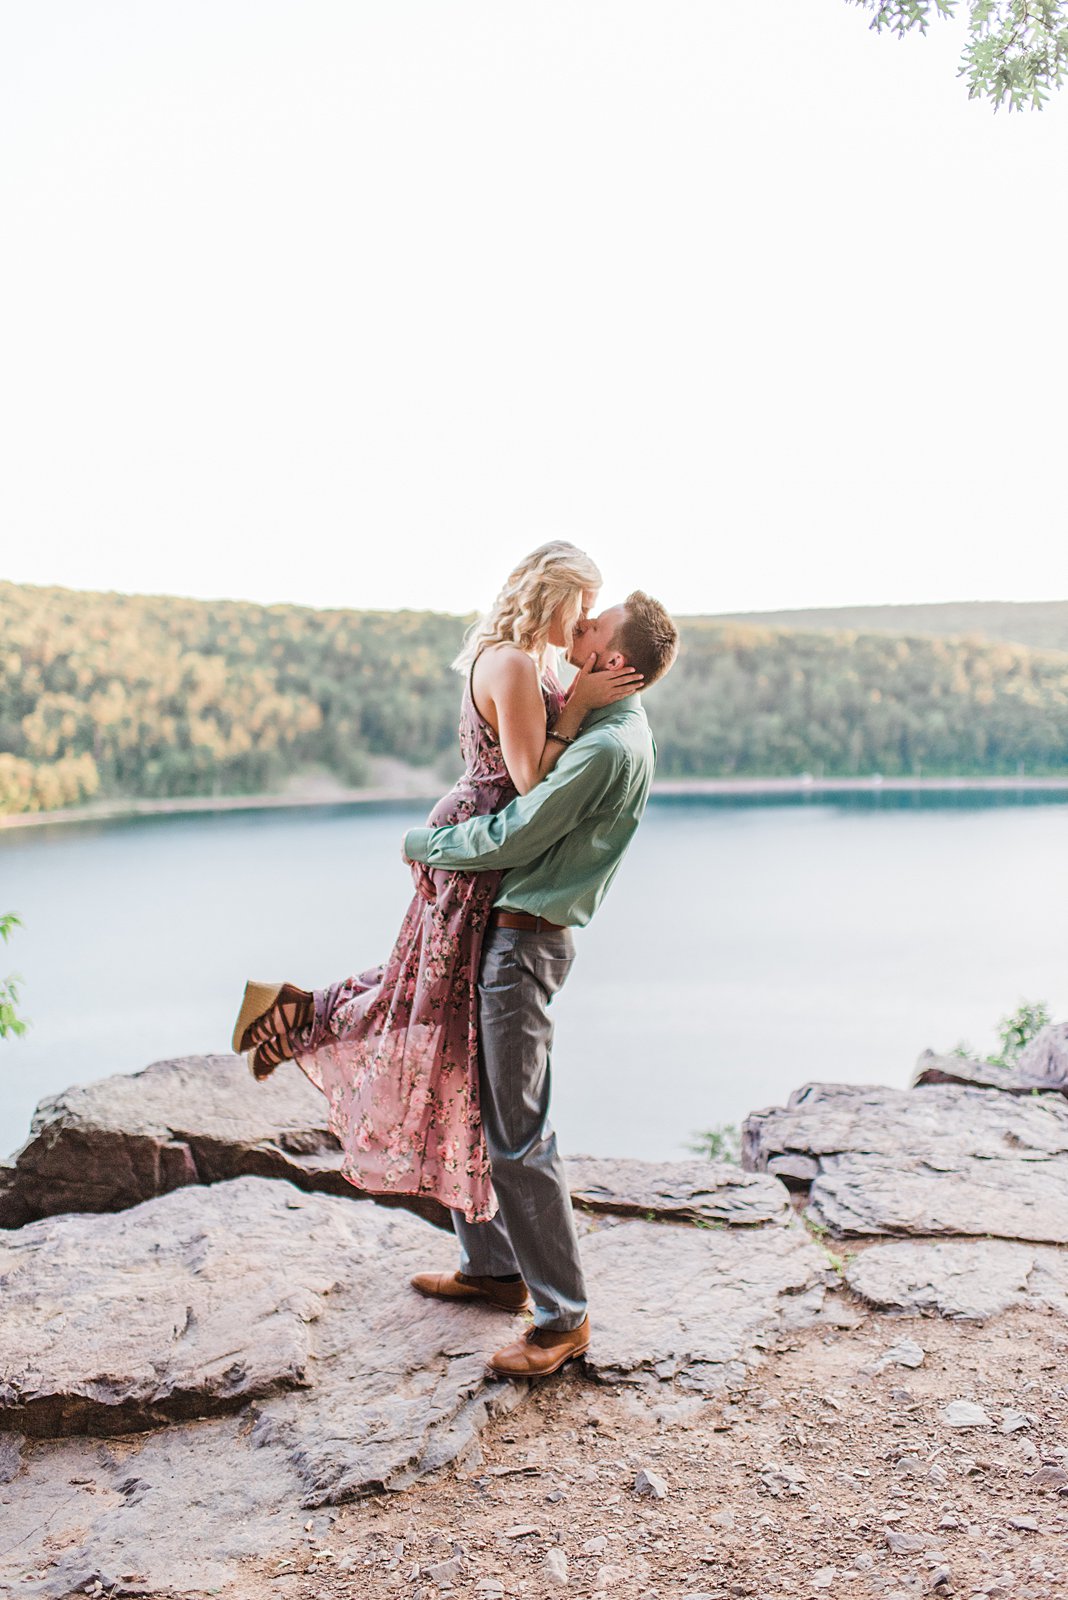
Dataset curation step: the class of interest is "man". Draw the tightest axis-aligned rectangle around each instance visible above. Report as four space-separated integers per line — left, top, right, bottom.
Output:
402 591 679 1379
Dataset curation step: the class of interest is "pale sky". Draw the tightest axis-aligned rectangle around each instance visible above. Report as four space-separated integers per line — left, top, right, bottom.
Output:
2 2 1065 620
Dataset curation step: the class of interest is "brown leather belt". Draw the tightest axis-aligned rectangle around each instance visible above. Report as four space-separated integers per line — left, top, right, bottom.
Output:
489 909 567 933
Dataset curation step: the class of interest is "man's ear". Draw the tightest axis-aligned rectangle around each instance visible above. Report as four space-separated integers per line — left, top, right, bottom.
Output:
602 650 627 670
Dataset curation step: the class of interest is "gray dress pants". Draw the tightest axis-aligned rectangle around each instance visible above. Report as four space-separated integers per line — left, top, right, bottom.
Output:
450 925 588 1332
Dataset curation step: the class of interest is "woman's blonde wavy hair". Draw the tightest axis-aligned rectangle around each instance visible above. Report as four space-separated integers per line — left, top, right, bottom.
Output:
452 541 603 674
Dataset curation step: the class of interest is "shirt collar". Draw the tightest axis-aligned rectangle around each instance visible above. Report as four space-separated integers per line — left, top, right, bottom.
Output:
583 693 643 728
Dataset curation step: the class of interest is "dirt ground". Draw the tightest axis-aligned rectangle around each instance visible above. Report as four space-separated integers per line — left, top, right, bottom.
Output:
241 1295 1068 1600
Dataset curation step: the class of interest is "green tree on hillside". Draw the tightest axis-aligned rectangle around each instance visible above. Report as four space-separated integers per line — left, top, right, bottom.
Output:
849 0 1068 108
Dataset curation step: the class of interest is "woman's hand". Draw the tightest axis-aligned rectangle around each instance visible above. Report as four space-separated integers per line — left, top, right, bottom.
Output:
411 862 437 903
401 841 437 902
565 652 644 718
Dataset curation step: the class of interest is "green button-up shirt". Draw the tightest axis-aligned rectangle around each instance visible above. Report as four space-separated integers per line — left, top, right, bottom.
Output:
403 696 656 928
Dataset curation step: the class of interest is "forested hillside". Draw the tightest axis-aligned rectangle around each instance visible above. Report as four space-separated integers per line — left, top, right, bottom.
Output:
710 600 1068 655
655 619 1068 778
3 581 1068 815
0 584 466 814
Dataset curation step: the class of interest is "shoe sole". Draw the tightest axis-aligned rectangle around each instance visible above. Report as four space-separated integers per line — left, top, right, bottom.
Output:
231 980 284 1055
411 1281 531 1314
487 1341 590 1378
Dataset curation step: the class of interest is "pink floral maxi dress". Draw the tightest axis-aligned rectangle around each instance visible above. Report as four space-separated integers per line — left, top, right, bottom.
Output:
291 665 566 1223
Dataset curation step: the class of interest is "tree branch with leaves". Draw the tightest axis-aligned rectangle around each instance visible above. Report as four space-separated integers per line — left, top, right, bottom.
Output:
1 913 27 1040
848 0 1068 107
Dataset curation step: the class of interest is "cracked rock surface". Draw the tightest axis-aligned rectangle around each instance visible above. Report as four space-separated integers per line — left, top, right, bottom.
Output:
0 1054 361 1229
1016 1021 1068 1090
846 1237 1068 1321
578 1215 831 1392
0 1166 832 1595
742 1081 1068 1242
7 1061 1068 1597
564 1154 791 1227
0 1177 512 1466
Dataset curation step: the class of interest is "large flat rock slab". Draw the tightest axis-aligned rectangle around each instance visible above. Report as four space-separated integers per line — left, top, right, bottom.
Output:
565 1154 791 1226
0 1175 823 1499
0 1180 831 1594
236 1213 831 1505
579 1215 831 1393
0 1414 316 1598
1 1055 779 1237
742 1081 1068 1243
0 1176 528 1595
0 1180 320 1435
0 1177 514 1468
0 1053 387 1228
846 1237 1068 1321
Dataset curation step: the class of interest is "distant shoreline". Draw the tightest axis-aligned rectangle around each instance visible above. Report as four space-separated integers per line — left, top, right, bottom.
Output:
4 773 1068 833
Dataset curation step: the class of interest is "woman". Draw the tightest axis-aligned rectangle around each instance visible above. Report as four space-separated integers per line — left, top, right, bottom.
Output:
230 542 642 1223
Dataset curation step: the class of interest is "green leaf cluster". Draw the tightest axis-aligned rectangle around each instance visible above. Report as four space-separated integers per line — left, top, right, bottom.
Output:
685 1122 741 1164
849 0 1068 108
951 997 1051 1064
0 912 27 1041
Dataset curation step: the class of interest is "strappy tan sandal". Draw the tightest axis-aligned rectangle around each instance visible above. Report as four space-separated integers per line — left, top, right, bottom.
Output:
247 1035 292 1082
231 980 313 1060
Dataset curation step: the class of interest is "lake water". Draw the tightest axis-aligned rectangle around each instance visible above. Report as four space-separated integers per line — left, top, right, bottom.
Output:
1 794 1065 1164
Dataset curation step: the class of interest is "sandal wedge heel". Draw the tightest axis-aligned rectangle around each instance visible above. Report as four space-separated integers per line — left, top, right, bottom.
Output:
231 980 287 1055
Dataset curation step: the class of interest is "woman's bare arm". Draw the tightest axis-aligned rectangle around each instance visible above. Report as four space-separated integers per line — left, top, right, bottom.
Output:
473 646 641 797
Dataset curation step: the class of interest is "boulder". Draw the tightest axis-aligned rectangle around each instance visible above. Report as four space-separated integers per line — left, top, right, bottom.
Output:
910 1049 1053 1096
1 1056 782 1237
742 1081 1068 1242
846 1237 1068 1321
0 1054 455 1233
1015 1022 1068 1091
912 1046 1068 1098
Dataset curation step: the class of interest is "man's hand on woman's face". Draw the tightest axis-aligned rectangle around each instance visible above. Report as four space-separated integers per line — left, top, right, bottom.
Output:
565 651 644 716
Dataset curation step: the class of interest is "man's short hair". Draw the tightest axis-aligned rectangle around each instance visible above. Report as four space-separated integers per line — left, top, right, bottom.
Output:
612 591 679 688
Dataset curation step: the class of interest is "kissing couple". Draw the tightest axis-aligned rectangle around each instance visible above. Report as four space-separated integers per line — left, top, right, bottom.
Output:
231 542 679 1380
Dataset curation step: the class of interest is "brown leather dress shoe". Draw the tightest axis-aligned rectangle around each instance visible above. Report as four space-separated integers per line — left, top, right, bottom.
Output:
487 1314 590 1378
410 1270 531 1313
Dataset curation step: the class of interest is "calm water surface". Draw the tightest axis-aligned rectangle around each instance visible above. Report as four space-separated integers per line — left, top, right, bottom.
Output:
1 795 1065 1162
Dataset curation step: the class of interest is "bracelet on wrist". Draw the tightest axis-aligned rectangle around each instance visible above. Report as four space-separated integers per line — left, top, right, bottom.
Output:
547 730 575 746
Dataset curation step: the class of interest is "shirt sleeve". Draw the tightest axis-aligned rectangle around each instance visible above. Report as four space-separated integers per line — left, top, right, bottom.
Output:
403 734 624 873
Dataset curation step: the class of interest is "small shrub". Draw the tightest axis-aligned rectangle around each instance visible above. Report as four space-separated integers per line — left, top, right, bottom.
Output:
685 1122 741 1165
949 999 1051 1068
989 1000 1051 1067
